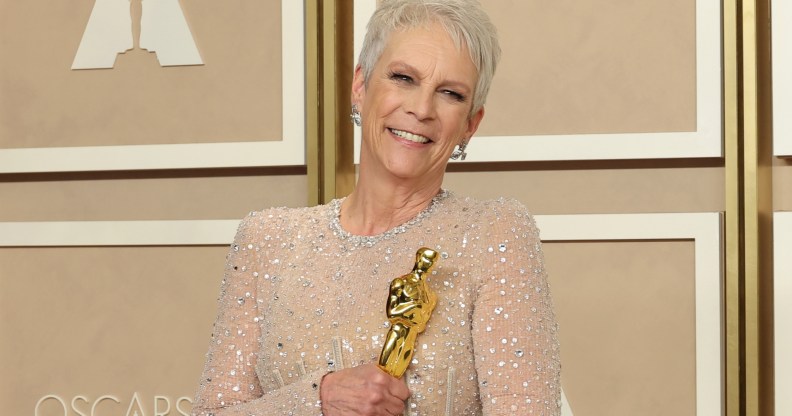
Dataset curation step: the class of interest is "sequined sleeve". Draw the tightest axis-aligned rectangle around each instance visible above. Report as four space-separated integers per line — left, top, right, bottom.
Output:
192 214 325 416
471 200 561 415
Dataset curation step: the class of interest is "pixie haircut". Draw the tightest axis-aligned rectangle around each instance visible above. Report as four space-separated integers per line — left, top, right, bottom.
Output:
358 0 501 116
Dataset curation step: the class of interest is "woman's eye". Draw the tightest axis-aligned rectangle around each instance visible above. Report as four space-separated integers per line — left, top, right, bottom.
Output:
442 90 466 102
389 72 413 83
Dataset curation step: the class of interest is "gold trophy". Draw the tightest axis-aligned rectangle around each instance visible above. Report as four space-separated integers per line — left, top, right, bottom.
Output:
378 247 439 378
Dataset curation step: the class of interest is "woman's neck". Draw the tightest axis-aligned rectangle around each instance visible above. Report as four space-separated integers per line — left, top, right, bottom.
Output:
340 178 442 237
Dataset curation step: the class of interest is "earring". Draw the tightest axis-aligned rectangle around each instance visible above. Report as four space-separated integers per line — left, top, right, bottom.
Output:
450 140 468 160
350 104 362 127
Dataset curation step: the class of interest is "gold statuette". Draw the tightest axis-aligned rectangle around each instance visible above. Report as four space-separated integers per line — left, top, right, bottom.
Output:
378 247 439 378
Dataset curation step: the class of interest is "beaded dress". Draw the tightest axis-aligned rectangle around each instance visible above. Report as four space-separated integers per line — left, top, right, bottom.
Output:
192 191 561 415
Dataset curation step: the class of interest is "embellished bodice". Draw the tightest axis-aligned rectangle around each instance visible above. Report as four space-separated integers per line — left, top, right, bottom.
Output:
192 192 561 415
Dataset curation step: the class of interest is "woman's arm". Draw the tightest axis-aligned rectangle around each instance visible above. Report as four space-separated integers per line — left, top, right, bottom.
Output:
191 214 326 416
471 200 561 415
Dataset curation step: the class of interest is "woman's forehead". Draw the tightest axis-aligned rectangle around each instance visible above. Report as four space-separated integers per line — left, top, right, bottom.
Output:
379 24 474 72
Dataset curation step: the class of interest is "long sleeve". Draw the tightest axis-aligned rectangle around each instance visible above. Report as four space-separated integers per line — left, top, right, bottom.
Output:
192 214 325 416
471 200 561 415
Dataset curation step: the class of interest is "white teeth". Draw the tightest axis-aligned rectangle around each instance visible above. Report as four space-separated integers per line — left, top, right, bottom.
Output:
390 128 430 144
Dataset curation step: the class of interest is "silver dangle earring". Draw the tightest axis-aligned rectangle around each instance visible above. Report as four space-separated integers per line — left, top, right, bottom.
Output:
450 140 468 160
350 104 362 127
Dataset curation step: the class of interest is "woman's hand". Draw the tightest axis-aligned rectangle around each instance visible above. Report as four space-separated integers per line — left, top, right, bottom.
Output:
320 363 410 416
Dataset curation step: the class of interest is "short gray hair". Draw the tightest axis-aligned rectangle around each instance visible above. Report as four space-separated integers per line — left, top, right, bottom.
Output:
358 0 501 115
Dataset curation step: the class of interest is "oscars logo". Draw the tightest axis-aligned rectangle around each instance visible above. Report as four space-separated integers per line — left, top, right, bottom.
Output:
34 392 192 416
72 0 203 69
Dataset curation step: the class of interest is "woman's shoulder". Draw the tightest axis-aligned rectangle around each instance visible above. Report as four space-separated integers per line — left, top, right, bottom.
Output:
446 192 534 220
245 204 324 221
236 203 332 236
445 192 541 240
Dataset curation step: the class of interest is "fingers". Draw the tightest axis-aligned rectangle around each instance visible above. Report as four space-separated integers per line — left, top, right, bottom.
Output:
361 366 410 408
362 384 405 416
382 396 406 416
370 365 411 402
320 364 411 416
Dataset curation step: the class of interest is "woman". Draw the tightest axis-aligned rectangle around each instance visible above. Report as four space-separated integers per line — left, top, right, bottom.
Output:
192 1 560 415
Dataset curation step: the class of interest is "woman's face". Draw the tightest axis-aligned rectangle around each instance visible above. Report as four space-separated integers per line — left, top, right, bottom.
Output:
352 23 484 184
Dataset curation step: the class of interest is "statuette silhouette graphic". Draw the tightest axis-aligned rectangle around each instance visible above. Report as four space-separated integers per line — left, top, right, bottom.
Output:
378 247 439 378
72 0 203 69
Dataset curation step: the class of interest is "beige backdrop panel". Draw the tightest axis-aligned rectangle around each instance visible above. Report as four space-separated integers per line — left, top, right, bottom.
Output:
478 0 696 137
544 240 697 415
775 159 792 210
443 166 724 214
0 246 226 416
0 174 308 221
0 0 283 149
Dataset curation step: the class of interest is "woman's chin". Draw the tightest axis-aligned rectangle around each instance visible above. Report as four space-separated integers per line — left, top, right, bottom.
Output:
382 158 445 183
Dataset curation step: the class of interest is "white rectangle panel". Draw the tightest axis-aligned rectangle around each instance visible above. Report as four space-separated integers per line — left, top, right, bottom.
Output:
353 0 722 161
773 1 792 156
0 0 306 172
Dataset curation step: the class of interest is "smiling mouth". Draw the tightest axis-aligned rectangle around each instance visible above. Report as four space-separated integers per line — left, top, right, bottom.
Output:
389 128 432 144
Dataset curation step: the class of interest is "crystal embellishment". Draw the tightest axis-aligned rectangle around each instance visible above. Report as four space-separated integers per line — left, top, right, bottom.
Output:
328 189 450 247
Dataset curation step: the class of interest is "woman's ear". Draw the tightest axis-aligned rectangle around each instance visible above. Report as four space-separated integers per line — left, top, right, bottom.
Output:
465 106 485 138
351 64 366 106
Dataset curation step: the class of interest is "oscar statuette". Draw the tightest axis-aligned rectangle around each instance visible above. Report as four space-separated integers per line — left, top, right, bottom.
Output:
378 247 439 378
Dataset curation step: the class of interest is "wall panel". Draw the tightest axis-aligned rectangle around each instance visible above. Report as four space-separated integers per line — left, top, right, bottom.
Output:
354 0 722 161
773 0 792 156
1 1 282 148
0 174 307 221
0 0 306 171
539 213 722 415
0 1 310 414
774 3 792 412
545 241 697 415
0 246 227 416
775 160 792 210
443 165 724 214
776 213 792 416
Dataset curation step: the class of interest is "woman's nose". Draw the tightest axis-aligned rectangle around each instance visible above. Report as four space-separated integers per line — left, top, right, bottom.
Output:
405 88 436 120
